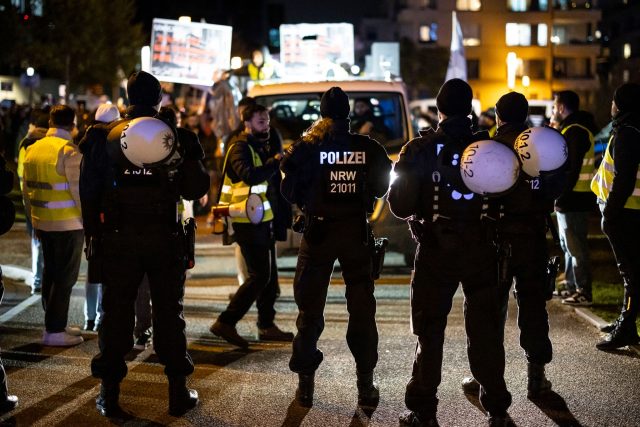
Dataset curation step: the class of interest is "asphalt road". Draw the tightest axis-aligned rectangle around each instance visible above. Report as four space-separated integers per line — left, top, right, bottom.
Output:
1 219 639 426
1 272 639 427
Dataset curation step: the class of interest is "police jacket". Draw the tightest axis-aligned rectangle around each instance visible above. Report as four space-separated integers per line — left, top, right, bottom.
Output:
493 122 555 222
555 111 598 212
280 119 391 218
79 105 209 237
0 153 15 236
388 115 487 222
594 110 640 220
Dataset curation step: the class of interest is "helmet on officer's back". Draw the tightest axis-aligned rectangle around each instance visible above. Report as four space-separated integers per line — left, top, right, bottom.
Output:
460 139 520 196
108 116 182 169
514 126 567 178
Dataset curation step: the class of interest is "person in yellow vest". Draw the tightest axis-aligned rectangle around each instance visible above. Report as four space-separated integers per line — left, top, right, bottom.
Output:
17 107 49 295
591 82 640 351
22 105 84 347
209 103 293 347
552 90 598 306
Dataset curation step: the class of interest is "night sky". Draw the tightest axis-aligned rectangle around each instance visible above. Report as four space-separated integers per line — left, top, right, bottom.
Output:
133 0 386 53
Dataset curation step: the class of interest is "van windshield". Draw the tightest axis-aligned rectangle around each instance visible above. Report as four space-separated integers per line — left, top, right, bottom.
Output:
255 91 408 153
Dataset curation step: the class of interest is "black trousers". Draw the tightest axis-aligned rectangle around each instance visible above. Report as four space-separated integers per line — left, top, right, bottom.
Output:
289 218 378 375
39 229 84 333
0 268 9 399
601 207 640 325
405 220 511 417
218 222 278 328
91 230 194 382
501 223 553 365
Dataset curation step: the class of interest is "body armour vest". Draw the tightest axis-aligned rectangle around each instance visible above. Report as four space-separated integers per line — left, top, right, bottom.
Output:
102 118 180 227
425 132 489 221
305 133 369 218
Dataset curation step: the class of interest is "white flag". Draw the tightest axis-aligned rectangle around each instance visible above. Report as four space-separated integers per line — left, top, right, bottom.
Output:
445 11 467 82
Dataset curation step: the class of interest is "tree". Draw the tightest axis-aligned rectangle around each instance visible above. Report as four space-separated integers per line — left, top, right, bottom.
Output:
400 38 450 99
16 0 145 102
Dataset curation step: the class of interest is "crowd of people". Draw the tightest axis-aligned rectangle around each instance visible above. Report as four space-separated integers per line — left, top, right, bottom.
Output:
0 73 638 427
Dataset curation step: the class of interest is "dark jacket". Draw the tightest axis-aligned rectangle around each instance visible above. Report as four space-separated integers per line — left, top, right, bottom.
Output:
389 116 484 221
225 127 291 241
602 111 640 220
493 123 553 231
555 111 598 212
79 105 209 237
224 131 280 244
280 119 391 218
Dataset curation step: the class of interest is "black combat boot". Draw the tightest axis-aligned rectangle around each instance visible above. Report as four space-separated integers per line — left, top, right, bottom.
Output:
296 373 314 407
356 371 379 407
168 376 199 416
527 363 552 398
596 320 640 351
95 382 121 417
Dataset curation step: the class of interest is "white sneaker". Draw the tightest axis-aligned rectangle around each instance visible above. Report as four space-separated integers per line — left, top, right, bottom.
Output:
42 331 84 347
65 326 83 336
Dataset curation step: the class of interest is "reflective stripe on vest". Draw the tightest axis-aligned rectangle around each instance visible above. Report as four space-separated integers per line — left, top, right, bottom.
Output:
591 135 640 210
23 136 81 223
219 143 273 223
562 123 595 192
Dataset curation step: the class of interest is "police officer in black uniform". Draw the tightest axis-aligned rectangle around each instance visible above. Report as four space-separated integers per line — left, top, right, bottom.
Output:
0 152 18 414
280 87 391 408
79 71 210 417
461 92 561 399
389 79 512 427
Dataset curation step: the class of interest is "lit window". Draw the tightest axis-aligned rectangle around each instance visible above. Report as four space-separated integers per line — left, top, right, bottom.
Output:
508 0 548 11
463 23 481 46
419 23 438 42
624 43 631 59
538 23 548 46
506 23 547 46
457 0 481 11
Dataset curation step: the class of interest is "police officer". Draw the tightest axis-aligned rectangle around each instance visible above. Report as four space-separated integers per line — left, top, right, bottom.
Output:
461 92 562 399
591 82 640 350
0 152 18 414
209 103 293 347
389 79 512 427
280 87 391 408
79 71 210 417
552 91 598 305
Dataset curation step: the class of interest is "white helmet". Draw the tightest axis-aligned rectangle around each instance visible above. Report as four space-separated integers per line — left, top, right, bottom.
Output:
460 140 520 196
514 127 567 177
119 117 179 168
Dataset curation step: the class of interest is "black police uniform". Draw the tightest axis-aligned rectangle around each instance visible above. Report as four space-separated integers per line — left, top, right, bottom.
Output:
0 153 18 413
493 122 557 367
281 118 391 376
79 104 209 387
388 116 512 419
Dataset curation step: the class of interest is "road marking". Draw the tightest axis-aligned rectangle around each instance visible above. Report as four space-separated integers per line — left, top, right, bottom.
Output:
0 294 40 323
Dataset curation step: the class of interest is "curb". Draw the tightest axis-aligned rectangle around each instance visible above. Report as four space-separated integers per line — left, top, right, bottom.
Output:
573 306 640 356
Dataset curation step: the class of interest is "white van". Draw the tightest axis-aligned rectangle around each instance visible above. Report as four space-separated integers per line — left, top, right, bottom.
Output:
410 98 482 130
248 79 417 263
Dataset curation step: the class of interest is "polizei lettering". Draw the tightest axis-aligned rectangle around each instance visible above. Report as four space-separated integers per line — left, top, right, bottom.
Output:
319 151 366 165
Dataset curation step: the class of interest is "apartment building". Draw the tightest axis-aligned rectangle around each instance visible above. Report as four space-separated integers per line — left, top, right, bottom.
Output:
598 0 640 86
390 0 601 109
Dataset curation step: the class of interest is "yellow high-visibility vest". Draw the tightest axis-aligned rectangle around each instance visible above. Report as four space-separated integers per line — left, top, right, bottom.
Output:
591 135 640 210
219 143 273 223
562 123 595 192
23 136 81 225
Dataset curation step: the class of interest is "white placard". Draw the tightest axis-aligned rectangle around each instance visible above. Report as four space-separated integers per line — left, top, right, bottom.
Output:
150 18 232 86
